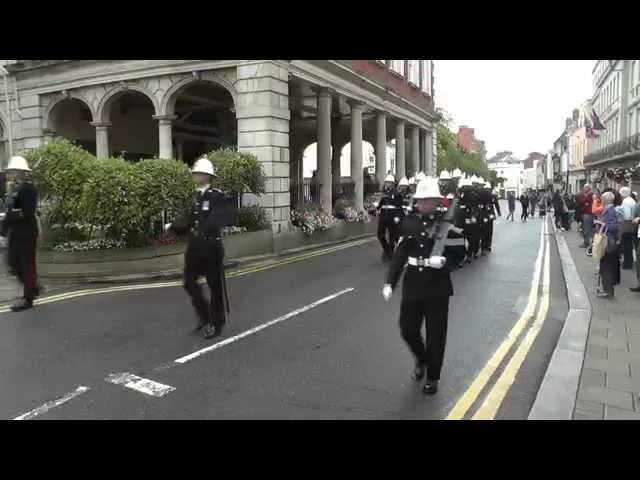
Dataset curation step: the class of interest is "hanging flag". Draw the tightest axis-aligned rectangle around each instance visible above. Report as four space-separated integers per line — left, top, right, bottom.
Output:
578 101 606 139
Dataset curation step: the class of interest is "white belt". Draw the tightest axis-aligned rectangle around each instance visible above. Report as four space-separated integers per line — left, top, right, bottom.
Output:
407 256 446 269
381 205 400 209
408 257 427 266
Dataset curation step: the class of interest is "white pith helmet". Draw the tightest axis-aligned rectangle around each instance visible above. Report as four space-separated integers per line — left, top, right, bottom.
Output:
416 171 427 182
191 156 217 177
439 169 452 180
6 156 31 172
452 168 463 178
409 176 417 185
413 177 443 200
398 177 409 187
384 174 396 183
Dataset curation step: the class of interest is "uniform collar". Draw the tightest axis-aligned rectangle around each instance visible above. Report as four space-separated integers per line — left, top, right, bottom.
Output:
197 185 210 194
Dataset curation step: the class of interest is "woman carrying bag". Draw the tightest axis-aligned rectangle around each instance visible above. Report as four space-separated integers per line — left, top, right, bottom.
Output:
594 192 620 299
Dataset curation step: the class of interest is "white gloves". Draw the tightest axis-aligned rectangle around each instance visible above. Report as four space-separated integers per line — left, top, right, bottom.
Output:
393 217 400 224
382 284 393 301
164 223 172 232
427 256 446 269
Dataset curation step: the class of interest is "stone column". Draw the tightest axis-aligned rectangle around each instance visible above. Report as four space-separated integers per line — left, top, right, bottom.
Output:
91 122 111 159
375 111 387 186
176 139 184 161
154 115 177 159
395 120 406 178
410 125 420 177
419 129 427 173
316 88 332 212
350 100 364 211
427 128 437 176
236 61 291 234
331 117 342 204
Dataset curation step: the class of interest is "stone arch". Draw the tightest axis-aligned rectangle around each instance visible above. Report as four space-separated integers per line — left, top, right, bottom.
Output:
97 84 159 123
160 72 238 117
44 94 96 131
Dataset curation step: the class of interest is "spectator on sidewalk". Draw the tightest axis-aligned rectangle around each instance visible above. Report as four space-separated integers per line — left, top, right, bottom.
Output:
595 191 620 299
519 192 529 222
630 201 640 293
563 193 574 231
552 191 563 229
603 187 624 283
578 184 594 249
619 186 637 270
506 191 516 221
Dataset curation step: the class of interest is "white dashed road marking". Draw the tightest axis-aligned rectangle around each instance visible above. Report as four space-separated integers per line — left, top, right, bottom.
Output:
174 287 356 365
106 373 176 397
14 386 90 420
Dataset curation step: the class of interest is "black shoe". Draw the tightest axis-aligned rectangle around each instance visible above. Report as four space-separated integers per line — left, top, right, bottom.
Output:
465 257 472 264
595 291 614 299
203 325 222 340
411 364 426 382
422 380 439 395
191 323 207 335
481 251 487 256
630 287 640 292
10 299 34 312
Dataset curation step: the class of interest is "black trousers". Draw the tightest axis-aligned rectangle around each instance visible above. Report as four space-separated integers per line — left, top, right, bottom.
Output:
183 246 226 329
521 207 529 221
8 236 38 303
480 221 494 251
399 297 449 381
377 217 400 258
621 232 635 269
600 250 618 295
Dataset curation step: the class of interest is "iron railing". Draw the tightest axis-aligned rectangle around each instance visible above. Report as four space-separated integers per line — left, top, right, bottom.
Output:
584 133 640 166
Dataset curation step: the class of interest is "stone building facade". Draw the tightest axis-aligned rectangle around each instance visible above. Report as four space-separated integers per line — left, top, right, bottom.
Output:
0 60 439 233
584 60 640 188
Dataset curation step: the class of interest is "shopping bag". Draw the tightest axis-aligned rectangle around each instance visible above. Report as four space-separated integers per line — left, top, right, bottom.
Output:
592 225 608 261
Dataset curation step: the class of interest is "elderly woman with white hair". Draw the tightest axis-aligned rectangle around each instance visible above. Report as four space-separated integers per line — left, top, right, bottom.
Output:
619 186 637 270
595 191 621 298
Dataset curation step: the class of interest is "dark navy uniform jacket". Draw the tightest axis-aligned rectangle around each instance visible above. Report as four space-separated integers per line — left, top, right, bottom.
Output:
377 191 405 221
170 186 237 258
386 213 466 301
1 181 38 240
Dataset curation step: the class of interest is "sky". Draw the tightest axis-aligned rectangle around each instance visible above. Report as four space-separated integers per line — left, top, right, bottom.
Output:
434 60 595 159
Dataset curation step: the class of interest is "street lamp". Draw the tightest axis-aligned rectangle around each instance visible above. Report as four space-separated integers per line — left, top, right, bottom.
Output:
0 64 13 167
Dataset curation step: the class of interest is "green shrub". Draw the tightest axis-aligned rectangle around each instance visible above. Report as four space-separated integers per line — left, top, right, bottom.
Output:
205 148 266 201
78 157 194 247
27 138 97 225
237 206 270 232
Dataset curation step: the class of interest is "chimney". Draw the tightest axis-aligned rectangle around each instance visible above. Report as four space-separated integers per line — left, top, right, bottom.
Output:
572 109 579 122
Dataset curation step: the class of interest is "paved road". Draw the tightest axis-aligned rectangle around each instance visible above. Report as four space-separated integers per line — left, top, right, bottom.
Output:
0 213 568 420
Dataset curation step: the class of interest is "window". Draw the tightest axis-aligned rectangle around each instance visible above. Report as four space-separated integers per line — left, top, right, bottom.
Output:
408 60 419 86
421 60 431 94
390 60 405 76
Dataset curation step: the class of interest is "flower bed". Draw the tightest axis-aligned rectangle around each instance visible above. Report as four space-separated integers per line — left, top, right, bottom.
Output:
290 204 336 236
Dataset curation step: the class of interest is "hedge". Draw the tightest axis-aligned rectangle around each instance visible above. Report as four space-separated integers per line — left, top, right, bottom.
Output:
27 139 270 249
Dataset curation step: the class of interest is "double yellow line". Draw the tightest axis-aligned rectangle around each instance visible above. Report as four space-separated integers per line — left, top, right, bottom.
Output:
446 218 552 420
0 237 375 315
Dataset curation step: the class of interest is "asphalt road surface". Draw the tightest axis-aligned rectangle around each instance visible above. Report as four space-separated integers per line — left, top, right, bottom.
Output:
0 211 568 420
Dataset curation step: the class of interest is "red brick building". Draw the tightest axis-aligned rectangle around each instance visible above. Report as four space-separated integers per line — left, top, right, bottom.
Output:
457 126 485 156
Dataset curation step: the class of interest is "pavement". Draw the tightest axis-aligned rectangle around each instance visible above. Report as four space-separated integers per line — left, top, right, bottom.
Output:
557 224 640 419
0 205 571 420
